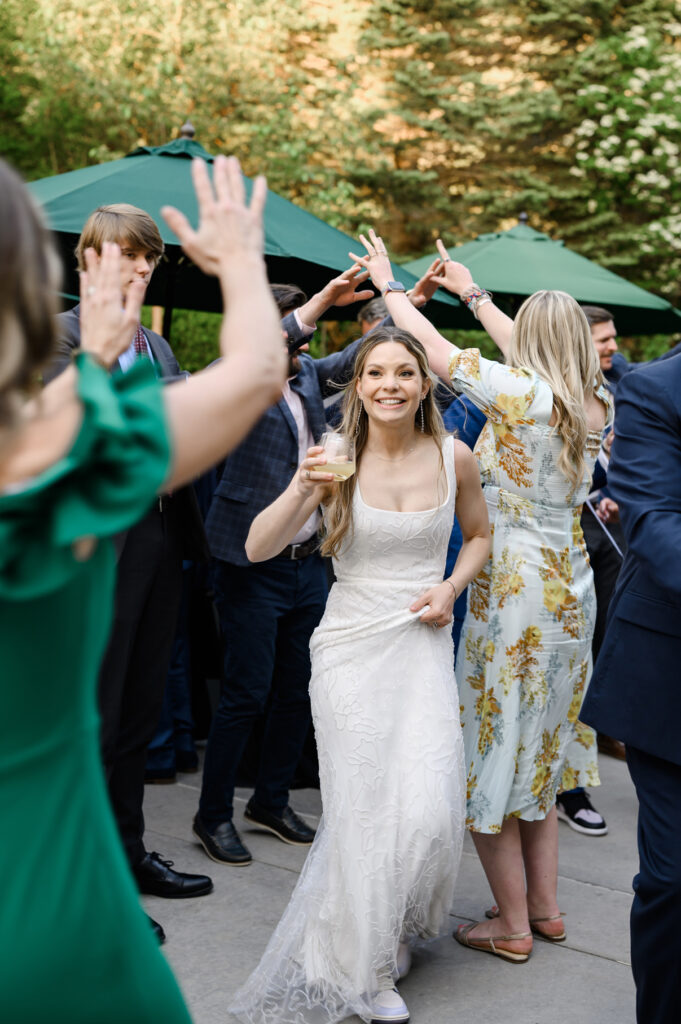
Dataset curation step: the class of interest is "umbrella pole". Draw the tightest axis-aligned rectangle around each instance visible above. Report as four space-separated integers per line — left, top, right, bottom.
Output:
162 254 178 341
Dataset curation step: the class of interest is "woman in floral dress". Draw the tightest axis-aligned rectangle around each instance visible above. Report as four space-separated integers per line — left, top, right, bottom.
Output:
352 231 610 963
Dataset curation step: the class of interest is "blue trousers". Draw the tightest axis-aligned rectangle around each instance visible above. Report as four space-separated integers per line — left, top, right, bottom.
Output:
626 745 681 1024
198 553 327 827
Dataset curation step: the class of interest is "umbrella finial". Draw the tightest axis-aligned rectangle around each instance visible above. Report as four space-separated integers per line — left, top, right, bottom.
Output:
518 211 529 225
179 120 196 139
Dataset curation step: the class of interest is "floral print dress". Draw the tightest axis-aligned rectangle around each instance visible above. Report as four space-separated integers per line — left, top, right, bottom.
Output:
449 349 611 834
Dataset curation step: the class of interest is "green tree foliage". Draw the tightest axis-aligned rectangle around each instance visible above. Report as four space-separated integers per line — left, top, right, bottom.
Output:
1 0 679 354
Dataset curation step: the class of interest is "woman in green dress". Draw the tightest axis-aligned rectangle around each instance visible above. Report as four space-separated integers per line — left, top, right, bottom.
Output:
0 156 287 1022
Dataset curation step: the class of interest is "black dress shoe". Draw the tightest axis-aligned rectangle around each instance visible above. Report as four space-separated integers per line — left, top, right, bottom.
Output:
244 799 316 846
192 814 252 865
133 851 213 898
148 914 166 945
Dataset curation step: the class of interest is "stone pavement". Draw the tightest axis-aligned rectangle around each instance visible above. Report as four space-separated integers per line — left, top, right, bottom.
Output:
143 754 637 1024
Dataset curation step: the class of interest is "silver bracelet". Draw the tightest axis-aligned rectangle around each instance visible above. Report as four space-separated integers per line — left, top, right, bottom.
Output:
443 578 457 602
473 295 492 320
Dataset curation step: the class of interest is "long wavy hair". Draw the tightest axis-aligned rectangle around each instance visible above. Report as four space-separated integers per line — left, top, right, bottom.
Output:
0 160 61 448
321 326 447 558
509 290 605 497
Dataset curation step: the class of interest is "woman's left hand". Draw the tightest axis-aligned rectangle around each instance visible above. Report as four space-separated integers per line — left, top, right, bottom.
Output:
410 582 456 629
349 228 394 293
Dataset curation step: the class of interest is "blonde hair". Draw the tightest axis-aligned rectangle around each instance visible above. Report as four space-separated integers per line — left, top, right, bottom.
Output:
321 326 448 558
509 290 604 497
0 160 61 444
75 203 164 271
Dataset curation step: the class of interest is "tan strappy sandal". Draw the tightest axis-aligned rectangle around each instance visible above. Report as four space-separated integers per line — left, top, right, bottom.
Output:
485 905 566 942
454 922 532 963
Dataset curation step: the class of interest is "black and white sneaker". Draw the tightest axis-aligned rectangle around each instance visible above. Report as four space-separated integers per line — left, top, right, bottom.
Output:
556 791 608 836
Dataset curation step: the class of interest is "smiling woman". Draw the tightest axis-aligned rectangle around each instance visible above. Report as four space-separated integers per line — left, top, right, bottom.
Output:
235 326 491 1024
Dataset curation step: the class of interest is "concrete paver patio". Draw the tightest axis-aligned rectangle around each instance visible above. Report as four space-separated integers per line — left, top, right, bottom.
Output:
143 754 637 1024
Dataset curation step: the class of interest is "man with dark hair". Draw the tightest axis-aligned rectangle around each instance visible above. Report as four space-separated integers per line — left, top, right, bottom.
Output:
357 296 388 335
45 204 213 944
193 267 375 865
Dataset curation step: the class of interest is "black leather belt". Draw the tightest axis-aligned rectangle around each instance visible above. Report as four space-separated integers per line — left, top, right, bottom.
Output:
279 536 319 560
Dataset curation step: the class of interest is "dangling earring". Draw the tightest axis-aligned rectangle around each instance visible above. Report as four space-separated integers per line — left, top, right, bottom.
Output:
419 400 425 433
355 402 363 434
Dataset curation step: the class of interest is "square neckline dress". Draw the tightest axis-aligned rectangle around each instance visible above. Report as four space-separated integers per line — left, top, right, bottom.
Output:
230 434 466 1024
0 354 192 1023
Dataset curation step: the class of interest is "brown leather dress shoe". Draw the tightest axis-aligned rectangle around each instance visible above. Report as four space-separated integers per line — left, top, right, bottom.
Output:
597 734 626 760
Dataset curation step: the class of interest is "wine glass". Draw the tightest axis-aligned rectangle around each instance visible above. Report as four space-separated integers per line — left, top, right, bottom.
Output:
320 432 355 481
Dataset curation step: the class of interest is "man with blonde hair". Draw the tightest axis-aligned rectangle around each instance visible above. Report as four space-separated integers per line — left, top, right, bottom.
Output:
45 203 213 944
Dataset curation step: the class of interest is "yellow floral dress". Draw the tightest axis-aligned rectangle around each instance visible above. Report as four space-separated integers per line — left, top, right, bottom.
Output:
449 349 611 834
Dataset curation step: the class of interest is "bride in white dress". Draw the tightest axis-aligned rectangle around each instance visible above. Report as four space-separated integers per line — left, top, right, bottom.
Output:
232 325 490 1024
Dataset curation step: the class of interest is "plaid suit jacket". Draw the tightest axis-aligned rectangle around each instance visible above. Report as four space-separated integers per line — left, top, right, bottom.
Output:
205 312 364 566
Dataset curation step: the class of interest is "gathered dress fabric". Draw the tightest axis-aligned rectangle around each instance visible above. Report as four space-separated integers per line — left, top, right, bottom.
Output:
0 354 191 1023
229 435 465 1024
450 349 610 834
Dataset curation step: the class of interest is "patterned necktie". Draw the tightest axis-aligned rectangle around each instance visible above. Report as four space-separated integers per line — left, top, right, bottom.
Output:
133 324 147 357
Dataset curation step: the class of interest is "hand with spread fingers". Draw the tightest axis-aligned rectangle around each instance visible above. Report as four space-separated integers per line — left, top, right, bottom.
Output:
322 265 375 308
162 155 266 277
434 239 475 297
79 242 146 368
349 228 394 294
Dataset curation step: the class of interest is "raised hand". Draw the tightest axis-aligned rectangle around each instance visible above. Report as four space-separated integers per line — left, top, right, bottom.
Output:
434 239 475 297
408 258 445 308
161 156 266 277
321 265 374 308
349 228 394 293
79 243 145 368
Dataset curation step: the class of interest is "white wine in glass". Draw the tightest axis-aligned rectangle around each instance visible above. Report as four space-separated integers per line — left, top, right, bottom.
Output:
320 432 356 482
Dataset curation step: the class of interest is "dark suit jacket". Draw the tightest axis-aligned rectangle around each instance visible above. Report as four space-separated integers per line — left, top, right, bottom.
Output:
205 312 368 567
45 306 209 561
46 306 183 381
581 357 681 764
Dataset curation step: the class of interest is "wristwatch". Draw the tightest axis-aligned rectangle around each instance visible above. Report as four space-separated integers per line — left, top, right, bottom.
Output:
381 280 406 297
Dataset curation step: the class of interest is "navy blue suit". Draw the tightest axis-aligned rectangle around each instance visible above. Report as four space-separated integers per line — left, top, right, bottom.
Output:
581 355 681 1024
199 314 366 826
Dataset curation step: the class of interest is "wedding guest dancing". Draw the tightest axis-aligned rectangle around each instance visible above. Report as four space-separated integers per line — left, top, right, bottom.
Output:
0 156 286 1022
353 231 610 963
230 326 490 1024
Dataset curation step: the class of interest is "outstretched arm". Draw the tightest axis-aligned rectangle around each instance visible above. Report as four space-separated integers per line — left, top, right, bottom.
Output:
349 230 514 373
246 447 335 561
296 265 374 326
433 239 514 360
410 440 490 626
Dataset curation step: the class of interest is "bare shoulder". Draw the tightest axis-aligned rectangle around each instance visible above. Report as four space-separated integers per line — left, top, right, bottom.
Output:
453 437 477 473
0 368 82 490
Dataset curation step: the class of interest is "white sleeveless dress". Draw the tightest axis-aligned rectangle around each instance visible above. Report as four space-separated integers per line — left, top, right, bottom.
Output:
229 435 466 1024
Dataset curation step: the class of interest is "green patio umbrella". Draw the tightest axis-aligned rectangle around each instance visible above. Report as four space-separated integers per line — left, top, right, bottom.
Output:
403 222 681 336
27 135 462 336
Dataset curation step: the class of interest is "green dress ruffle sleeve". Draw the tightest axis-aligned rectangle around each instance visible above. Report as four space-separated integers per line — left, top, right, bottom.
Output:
0 352 172 599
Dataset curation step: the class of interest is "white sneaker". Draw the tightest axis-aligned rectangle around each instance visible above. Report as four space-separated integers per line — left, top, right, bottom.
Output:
370 988 410 1023
392 941 412 982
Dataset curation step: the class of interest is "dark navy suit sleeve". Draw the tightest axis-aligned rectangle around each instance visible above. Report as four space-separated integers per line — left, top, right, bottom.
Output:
608 366 681 596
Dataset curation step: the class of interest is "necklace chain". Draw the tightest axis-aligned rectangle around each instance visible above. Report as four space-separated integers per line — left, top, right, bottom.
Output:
365 445 417 463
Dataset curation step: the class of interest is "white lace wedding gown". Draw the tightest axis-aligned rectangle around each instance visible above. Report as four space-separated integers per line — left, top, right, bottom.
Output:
229 436 466 1024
